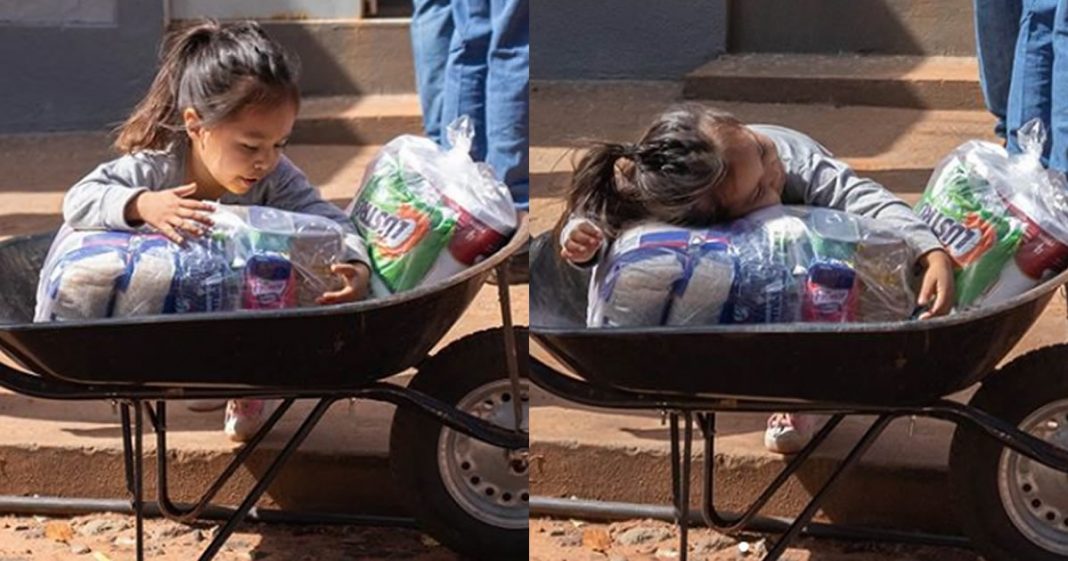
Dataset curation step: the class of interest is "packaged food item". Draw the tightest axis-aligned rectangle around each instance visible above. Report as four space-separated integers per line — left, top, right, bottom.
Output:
588 206 916 327
588 225 691 327
35 232 131 321
34 204 347 322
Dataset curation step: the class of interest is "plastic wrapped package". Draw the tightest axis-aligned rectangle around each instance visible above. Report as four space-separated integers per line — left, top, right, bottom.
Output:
588 226 691 327
587 206 917 328
214 205 345 308
665 235 735 326
347 116 517 295
914 119 1068 309
35 232 132 321
725 207 810 324
34 204 347 322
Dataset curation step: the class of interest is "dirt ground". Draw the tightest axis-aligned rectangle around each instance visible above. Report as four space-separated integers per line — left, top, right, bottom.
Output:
530 517 981 561
0 512 468 561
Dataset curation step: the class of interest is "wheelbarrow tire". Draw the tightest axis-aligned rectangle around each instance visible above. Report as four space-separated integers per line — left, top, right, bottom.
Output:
950 343 1068 561
389 327 529 561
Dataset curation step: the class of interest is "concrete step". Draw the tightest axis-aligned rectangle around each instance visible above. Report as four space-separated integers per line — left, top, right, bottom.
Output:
728 0 976 56
684 54 984 110
257 20 416 96
292 94 424 145
529 294 1068 534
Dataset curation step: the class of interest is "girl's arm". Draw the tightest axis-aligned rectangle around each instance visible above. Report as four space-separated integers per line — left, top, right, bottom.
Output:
63 153 168 231
793 153 943 257
797 152 955 317
64 152 214 242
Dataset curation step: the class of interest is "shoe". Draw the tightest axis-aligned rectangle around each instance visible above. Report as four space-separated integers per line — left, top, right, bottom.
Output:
764 413 828 455
487 235 530 286
185 399 227 412
224 399 277 443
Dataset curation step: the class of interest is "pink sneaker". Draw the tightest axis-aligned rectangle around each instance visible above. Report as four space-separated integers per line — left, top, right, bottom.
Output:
224 399 277 443
764 413 828 454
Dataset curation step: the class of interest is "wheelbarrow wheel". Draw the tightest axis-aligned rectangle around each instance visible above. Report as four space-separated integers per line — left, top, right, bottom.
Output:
950 343 1068 561
389 327 529 560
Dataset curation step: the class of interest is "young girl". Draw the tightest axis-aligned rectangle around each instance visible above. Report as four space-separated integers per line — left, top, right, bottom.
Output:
558 103 956 454
56 21 371 442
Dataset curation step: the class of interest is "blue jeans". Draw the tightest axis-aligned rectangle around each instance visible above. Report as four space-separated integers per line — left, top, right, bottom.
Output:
441 0 529 210
411 0 454 143
974 0 1022 139
977 0 1068 171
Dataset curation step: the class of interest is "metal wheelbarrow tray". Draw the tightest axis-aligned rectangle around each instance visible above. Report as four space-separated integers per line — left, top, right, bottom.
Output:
528 232 1068 561
0 219 530 561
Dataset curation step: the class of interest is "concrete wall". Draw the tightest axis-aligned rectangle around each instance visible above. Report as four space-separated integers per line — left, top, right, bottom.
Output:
0 0 163 133
531 0 727 80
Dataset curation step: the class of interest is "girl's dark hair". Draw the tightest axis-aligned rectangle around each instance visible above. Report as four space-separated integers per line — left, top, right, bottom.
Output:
115 20 300 154
562 103 743 237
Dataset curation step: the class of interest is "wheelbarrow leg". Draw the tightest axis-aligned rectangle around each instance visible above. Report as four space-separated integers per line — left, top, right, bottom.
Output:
761 414 894 561
669 412 694 561
119 403 135 497
701 413 845 532
494 259 525 433
197 398 334 561
153 399 295 523
132 400 146 561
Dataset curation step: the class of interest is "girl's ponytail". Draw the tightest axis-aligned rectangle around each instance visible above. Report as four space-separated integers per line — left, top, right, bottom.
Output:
114 21 218 153
561 142 644 238
114 20 298 154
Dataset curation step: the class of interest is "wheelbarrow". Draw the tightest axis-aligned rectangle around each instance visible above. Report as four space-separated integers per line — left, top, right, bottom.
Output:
0 217 530 561
529 232 1068 561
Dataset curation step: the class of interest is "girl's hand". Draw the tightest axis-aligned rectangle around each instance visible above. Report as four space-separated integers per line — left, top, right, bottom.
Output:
125 183 216 244
560 220 604 264
917 249 956 320
317 262 371 305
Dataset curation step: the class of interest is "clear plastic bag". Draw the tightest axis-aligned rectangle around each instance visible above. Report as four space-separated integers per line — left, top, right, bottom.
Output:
34 204 347 322
588 206 916 327
914 119 1068 310
347 116 518 295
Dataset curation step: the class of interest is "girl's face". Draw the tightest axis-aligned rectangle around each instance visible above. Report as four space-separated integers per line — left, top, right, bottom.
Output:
184 101 297 198
712 127 786 219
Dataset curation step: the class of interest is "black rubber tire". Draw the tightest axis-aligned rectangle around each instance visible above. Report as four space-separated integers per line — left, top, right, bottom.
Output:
949 343 1068 561
389 327 529 560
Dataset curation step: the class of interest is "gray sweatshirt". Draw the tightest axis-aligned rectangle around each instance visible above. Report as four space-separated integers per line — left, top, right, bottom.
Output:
759 124 940 255
61 143 369 264
563 124 942 259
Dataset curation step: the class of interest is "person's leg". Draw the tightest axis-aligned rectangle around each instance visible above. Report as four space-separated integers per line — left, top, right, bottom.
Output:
441 0 491 161
1050 0 1068 171
974 0 1023 140
485 0 529 211
1008 0 1057 163
410 0 454 143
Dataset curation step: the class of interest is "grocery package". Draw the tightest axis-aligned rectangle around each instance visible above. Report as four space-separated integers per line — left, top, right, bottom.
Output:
34 204 346 322
348 116 517 295
588 206 916 327
914 119 1068 309
36 232 131 321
